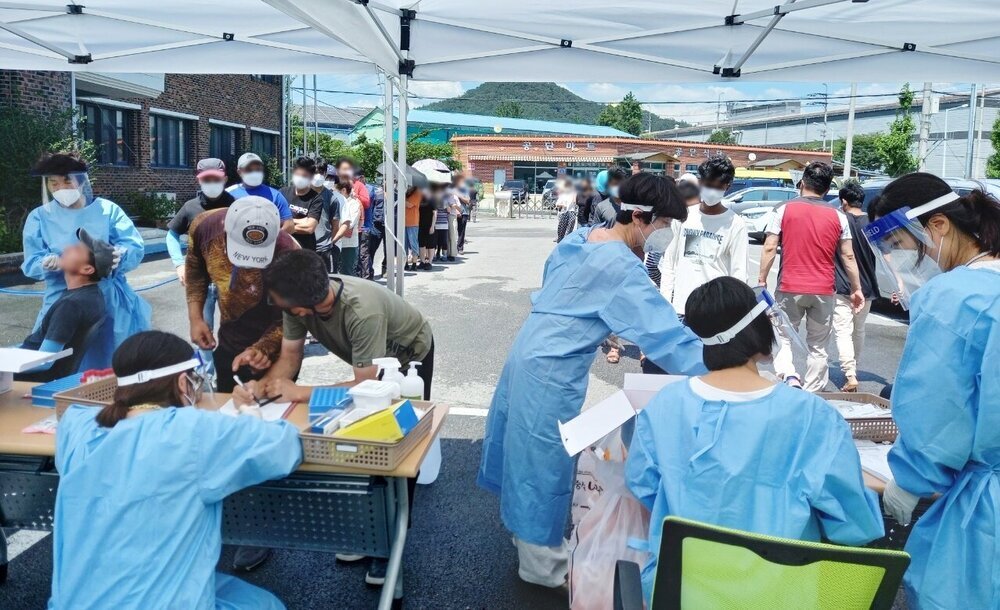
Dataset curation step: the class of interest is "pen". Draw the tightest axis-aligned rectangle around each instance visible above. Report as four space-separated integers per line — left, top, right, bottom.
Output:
257 394 283 408
232 375 263 406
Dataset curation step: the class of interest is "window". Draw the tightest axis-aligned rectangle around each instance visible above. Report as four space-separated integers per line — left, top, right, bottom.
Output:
150 114 191 168
250 75 281 85
250 131 276 159
79 102 132 166
210 124 240 173
685 164 699 172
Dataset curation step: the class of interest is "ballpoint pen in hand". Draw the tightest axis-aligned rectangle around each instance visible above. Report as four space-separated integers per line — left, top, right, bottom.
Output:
232 375 263 406
257 395 283 408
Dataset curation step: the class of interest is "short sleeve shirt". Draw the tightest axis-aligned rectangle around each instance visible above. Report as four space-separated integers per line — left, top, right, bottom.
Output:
22 284 105 351
280 186 324 250
282 275 433 368
227 183 293 221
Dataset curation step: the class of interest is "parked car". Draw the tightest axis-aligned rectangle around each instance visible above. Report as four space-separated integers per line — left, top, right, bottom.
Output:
858 177 994 214
724 187 798 214
725 178 788 195
500 179 528 204
541 179 558 209
733 188 841 242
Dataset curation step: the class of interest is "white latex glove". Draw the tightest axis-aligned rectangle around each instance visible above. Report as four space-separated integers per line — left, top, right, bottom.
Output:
111 245 126 271
41 254 61 272
883 479 920 525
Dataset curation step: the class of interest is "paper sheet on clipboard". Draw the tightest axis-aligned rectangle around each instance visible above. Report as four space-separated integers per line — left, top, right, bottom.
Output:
559 391 636 457
218 399 293 422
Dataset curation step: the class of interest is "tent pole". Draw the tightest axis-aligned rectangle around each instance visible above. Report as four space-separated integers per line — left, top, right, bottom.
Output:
965 84 977 178
383 74 397 293
301 74 307 156
917 82 932 171
842 82 857 180
312 74 319 157
395 73 408 297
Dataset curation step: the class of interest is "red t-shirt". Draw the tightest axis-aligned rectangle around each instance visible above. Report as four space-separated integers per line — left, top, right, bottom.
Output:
766 197 850 295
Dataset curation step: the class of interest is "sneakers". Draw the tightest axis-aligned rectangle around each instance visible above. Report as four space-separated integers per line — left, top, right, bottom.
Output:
447 256 456 262
365 558 388 586
232 546 272 572
784 376 803 389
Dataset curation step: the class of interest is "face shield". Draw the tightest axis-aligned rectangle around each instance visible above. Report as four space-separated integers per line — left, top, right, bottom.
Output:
862 192 957 310
702 287 808 372
621 201 673 254
40 171 94 211
116 352 212 405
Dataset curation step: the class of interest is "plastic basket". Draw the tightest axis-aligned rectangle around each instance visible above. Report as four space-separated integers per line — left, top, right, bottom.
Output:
53 377 118 419
819 392 898 443
300 405 435 471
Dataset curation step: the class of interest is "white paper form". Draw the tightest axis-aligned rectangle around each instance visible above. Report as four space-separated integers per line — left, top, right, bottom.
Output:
559 391 636 456
855 440 894 482
0 348 73 373
218 399 293 422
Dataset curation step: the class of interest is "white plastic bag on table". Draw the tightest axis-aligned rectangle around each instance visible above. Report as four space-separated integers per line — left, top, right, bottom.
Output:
569 437 650 610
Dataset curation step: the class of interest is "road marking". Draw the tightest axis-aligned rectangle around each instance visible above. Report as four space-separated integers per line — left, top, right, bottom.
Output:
450 406 490 417
5 530 49 561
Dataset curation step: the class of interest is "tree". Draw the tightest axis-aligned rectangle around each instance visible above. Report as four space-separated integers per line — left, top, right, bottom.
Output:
874 84 918 177
596 92 644 136
833 133 884 173
987 115 1000 179
494 100 523 118
707 128 737 144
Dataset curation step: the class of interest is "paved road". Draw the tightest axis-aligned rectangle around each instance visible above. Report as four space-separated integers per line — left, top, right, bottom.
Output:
0 216 909 609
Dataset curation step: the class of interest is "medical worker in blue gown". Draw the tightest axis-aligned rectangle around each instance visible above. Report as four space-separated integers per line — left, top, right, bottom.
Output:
627 277 883 602
477 173 707 588
49 331 301 609
21 152 150 370
865 173 1000 610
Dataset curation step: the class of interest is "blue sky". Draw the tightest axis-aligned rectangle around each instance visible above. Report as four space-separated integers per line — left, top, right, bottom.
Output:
293 75 973 127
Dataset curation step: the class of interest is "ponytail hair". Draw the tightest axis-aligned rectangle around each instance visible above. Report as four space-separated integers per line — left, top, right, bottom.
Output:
96 331 192 428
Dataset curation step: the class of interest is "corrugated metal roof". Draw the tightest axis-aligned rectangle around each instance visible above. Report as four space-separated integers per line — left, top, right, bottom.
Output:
406 109 635 138
292 104 370 127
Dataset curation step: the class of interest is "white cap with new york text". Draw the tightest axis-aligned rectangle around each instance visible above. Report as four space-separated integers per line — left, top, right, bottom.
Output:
224 196 279 269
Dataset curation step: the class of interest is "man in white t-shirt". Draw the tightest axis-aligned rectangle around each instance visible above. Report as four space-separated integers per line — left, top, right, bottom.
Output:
660 156 748 317
331 182 362 276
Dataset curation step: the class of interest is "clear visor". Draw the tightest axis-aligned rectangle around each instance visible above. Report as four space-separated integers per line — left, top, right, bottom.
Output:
41 172 94 210
863 208 942 310
754 287 808 355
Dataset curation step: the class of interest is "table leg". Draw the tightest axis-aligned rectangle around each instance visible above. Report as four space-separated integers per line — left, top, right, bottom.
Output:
377 476 409 610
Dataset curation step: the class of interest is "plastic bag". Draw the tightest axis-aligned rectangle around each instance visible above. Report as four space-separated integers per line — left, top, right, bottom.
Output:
569 439 650 610
570 429 627 535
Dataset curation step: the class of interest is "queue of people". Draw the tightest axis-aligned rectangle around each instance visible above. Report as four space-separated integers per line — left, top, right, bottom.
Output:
14 145 1000 610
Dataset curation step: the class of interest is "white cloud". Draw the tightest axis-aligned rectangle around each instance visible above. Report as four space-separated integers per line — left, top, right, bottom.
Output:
407 81 467 105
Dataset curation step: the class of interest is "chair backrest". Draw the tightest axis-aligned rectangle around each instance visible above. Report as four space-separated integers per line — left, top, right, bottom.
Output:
651 517 909 610
60 318 105 375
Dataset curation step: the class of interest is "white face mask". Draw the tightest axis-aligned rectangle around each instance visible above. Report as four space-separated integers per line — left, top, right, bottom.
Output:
640 224 674 254
200 181 225 199
242 171 264 188
609 185 620 199
312 174 325 188
324 180 337 191
291 174 311 190
700 187 726 206
52 188 82 207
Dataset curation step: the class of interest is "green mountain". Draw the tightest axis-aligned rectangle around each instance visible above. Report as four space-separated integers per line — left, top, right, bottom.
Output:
420 82 686 132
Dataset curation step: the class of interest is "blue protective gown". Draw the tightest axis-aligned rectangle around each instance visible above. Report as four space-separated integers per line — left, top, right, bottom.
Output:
21 198 150 369
477 226 707 547
887 264 1000 610
50 405 302 609
627 380 884 601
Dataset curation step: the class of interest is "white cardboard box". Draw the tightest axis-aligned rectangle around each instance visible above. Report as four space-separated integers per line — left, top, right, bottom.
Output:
0 348 73 394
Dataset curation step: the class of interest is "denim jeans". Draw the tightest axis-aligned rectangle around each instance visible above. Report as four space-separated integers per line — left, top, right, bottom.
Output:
200 283 218 380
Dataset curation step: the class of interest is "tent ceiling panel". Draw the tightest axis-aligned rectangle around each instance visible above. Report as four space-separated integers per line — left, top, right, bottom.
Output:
0 0 997 82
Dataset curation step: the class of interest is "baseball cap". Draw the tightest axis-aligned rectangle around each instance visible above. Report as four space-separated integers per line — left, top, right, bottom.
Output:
224 196 280 269
237 152 263 170
76 228 114 279
196 158 226 180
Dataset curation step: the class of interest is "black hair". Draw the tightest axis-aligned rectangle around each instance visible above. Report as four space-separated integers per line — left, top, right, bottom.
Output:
31 151 88 176
265 249 331 306
800 161 834 195
676 181 700 202
315 162 328 175
871 172 1000 257
98 331 192 428
685 277 775 371
83 249 101 283
698 156 735 186
839 180 865 207
607 167 628 184
293 156 316 174
336 157 356 170
614 173 687 225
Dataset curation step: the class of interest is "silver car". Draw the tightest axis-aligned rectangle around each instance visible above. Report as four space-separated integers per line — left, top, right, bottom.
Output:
723 187 799 214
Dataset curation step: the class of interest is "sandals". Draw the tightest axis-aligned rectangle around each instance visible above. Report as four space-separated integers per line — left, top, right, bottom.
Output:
606 347 621 364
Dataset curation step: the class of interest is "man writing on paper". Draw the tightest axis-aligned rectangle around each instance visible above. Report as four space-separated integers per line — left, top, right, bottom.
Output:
15 229 110 382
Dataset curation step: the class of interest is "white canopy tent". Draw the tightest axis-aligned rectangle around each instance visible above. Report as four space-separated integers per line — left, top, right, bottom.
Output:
3 0 1000 295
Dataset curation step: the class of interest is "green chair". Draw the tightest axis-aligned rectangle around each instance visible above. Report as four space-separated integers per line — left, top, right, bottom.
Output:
615 517 909 610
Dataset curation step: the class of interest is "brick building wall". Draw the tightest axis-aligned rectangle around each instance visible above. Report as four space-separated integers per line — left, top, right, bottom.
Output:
452 135 832 187
96 74 284 204
0 70 71 116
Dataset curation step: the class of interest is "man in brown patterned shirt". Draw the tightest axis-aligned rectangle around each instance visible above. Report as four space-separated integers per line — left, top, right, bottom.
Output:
185 196 298 393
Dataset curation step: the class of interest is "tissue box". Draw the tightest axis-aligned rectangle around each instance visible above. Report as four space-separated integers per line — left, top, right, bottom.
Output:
334 400 419 443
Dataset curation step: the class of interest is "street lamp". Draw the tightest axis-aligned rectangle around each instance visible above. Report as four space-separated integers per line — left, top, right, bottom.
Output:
942 103 969 177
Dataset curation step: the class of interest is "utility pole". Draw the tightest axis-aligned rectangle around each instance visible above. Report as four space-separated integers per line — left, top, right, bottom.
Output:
917 82 932 171
822 83 829 151
843 83 857 179
312 74 319 158
974 84 986 177
965 84 978 178
716 93 722 130
301 74 307 156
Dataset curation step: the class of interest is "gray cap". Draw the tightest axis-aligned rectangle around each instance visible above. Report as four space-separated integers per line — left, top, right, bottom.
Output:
196 157 226 179
76 228 114 279
237 152 263 170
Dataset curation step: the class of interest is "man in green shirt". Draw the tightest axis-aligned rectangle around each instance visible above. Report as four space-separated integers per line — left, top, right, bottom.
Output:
234 249 434 405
